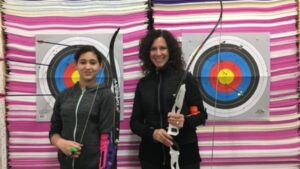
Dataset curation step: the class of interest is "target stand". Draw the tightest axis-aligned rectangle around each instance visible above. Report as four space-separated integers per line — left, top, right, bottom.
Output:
182 33 270 121
35 34 123 121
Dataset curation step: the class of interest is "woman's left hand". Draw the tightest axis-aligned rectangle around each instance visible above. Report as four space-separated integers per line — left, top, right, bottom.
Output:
168 112 185 129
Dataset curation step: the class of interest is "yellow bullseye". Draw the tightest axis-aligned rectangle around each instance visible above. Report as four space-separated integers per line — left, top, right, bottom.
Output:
71 71 80 84
217 69 234 85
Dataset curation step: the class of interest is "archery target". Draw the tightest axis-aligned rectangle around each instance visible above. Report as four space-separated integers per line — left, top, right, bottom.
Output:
183 34 270 120
36 35 123 121
46 45 111 96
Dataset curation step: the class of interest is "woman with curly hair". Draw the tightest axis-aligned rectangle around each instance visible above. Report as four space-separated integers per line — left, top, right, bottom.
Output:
130 29 207 169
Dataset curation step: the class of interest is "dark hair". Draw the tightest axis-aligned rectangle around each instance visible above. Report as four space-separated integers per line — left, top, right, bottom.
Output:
74 45 103 63
139 29 185 74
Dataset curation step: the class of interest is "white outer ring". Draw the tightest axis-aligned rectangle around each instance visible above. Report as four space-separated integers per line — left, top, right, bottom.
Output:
38 37 120 108
188 36 268 117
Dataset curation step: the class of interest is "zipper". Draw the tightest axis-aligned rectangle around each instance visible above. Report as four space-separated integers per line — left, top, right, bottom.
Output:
157 71 166 166
72 88 86 169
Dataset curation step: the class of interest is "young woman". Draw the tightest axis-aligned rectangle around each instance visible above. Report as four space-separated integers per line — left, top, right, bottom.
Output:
130 30 207 169
49 45 115 169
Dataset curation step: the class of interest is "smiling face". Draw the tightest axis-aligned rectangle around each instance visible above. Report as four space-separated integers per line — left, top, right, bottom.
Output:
150 37 169 69
75 51 102 87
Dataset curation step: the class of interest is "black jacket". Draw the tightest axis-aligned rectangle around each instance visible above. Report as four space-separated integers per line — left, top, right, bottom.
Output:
49 83 115 169
130 65 207 166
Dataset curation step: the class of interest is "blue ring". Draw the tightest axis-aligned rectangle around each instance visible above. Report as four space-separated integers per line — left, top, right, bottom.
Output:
54 54 105 92
199 52 251 102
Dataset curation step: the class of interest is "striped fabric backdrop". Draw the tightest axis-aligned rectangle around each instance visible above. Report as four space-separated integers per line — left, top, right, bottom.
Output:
0 11 8 169
150 0 300 168
1 0 300 169
2 0 148 168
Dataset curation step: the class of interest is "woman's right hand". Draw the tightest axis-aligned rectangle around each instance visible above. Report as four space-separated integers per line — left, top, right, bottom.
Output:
152 129 173 147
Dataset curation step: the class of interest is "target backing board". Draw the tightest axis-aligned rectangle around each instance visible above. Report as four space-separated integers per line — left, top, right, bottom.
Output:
182 33 270 121
35 34 123 122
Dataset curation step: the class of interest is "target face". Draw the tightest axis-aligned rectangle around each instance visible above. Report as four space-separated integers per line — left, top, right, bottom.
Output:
46 45 111 97
185 35 269 119
36 36 122 117
195 43 259 109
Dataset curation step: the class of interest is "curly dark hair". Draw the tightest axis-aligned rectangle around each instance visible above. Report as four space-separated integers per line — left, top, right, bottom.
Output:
139 29 185 74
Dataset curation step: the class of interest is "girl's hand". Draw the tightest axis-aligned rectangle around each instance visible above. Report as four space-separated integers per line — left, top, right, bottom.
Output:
56 138 83 158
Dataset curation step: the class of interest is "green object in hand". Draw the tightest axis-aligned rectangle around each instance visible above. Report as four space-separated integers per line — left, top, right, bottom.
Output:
70 147 78 155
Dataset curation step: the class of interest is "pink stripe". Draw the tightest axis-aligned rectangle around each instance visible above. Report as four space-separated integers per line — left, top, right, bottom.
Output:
9 167 58 169
124 88 136 93
270 99 300 108
200 143 300 150
123 85 137 90
123 55 139 62
8 144 50 147
5 57 35 63
124 79 139 86
8 69 35 75
205 119 298 125
7 82 36 90
124 46 139 54
8 121 50 131
124 101 134 106
9 164 59 168
4 13 146 25
271 91 299 99
6 23 144 31
117 145 139 151
116 164 140 167
7 83 36 92
117 156 139 161
8 110 35 113
154 4 296 16
124 30 146 42
271 67 299 76
7 34 35 46
7 101 36 106
271 55 298 64
198 130 298 140
124 67 141 73
9 135 46 138
201 157 300 164
7 34 34 43
155 24 296 35
123 88 136 94
9 147 56 152
271 58 298 69
271 80 298 91
270 43 297 52
7 115 35 119
155 15 296 29
10 159 58 164
271 35 297 44
271 108 297 116
6 48 35 58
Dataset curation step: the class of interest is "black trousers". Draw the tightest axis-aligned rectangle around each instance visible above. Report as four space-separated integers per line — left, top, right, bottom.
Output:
141 161 199 169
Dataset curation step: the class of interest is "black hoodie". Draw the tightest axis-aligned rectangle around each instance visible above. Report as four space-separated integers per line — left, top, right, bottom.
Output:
49 83 115 169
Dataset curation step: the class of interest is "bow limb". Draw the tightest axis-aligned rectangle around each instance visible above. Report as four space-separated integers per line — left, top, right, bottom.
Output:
100 28 120 169
109 28 121 144
185 0 223 71
207 0 223 167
